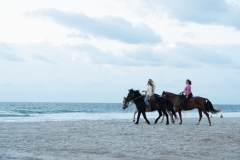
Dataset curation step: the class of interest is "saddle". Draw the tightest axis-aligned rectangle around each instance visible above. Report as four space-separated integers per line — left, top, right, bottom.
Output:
187 97 195 103
179 94 196 103
148 97 157 103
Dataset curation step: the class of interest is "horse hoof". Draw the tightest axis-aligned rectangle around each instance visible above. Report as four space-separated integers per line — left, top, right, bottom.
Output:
166 123 169 125
179 123 182 125
209 124 211 126
135 122 138 124
133 120 135 122
147 122 150 125
196 123 199 125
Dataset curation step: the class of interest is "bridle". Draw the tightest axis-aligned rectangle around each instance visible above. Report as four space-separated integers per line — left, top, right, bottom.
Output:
125 91 144 107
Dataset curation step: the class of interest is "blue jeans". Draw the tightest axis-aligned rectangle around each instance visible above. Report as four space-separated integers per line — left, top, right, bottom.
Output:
144 95 149 105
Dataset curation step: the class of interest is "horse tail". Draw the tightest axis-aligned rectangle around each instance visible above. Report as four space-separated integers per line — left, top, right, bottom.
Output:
205 99 221 114
167 100 177 118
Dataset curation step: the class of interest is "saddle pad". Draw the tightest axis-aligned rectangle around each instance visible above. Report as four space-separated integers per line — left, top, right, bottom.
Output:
148 99 157 103
188 97 195 103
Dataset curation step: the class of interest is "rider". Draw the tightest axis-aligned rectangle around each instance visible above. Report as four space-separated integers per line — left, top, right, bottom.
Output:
181 79 193 110
142 79 155 111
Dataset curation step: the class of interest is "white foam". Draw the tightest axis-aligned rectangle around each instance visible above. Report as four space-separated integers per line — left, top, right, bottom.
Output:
0 111 239 122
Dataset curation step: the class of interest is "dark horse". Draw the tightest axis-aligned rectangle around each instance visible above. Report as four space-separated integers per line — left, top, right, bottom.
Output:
162 91 221 126
124 89 177 125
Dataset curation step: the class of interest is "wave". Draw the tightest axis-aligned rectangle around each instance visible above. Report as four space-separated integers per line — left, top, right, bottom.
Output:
17 109 82 114
0 111 30 117
0 111 239 122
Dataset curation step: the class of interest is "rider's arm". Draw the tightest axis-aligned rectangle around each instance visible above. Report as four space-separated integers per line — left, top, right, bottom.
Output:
148 86 153 97
186 86 190 97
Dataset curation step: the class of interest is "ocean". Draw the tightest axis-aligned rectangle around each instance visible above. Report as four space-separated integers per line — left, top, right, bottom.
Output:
0 102 239 122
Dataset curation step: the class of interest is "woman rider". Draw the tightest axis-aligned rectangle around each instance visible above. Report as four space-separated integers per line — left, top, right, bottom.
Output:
181 79 193 110
142 79 155 111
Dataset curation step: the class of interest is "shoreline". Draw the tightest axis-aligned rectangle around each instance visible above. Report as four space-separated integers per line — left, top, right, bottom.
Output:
1 118 239 160
1 111 239 123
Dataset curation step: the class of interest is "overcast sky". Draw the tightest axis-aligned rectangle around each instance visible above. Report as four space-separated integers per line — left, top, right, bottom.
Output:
0 0 240 104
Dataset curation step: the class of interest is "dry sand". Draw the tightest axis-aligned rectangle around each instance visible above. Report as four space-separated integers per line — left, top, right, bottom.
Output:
0 117 239 160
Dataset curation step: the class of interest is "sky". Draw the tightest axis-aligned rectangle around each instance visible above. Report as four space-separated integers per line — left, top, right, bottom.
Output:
0 0 240 104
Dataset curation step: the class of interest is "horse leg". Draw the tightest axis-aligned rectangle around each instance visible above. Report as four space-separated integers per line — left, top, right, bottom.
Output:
159 111 165 123
133 110 138 122
162 109 169 125
196 109 202 125
167 110 175 123
202 109 211 126
178 110 182 125
142 111 150 125
135 111 141 124
154 110 162 124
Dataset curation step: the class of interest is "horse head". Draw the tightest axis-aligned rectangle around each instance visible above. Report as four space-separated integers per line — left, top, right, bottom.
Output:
162 91 166 97
123 89 144 110
122 89 134 110
125 89 135 102
162 91 179 100
122 97 129 110
123 89 141 109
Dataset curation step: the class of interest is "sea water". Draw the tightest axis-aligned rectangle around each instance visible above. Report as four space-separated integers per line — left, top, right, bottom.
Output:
0 102 239 122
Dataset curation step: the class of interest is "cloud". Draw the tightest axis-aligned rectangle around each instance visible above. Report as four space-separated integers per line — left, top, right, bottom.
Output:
25 8 162 44
0 42 25 61
66 42 240 68
66 44 133 66
182 32 196 38
158 0 240 29
67 32 90 39
33 54 55 64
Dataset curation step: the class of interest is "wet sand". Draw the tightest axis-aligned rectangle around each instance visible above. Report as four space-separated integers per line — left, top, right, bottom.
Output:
0 117 239 160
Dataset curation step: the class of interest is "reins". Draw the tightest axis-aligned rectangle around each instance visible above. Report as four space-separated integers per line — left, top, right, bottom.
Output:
132 95 143 101
126 95 144 107
173 98 180 105
164 93 181 105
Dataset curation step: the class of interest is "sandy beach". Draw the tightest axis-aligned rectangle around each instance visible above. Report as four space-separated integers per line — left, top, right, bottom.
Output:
0 117 239 160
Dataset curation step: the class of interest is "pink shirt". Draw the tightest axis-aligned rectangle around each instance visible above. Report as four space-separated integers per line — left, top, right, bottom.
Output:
184 84 191 95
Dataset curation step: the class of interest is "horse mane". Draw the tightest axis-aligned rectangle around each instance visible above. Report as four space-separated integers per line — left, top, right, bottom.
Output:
163 91 178 96
134 90 142 96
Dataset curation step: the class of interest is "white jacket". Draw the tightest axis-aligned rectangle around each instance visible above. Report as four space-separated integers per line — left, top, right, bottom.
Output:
146 85 153 96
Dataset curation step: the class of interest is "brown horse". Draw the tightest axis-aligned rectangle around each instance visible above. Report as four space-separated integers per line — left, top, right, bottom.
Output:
162 91 221 126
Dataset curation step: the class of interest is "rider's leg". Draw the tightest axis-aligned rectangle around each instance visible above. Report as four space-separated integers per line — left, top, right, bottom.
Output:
181 97 186 110
144 95 149 105
144 95 151 111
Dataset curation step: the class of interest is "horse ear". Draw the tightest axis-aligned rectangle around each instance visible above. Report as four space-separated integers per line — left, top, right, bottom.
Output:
128 89 130 91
